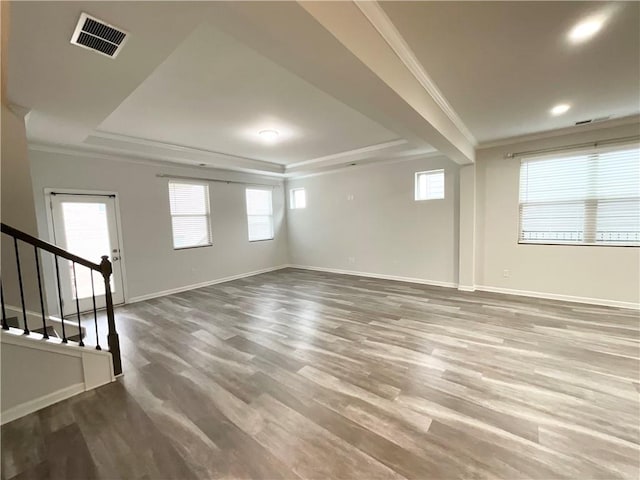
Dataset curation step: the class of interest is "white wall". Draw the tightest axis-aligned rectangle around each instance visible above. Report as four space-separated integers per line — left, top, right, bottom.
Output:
29 149 289 304
475 122 640 307
286 156 460 286
1 104 43 314
26 123 640 310
1 330 114 424
458 164 475 290
1 342 83 412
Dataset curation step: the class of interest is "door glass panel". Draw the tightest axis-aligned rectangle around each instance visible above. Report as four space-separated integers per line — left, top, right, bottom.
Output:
61 202 113 298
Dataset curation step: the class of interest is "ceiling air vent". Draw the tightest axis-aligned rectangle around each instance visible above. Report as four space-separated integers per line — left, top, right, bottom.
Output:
70 13 128 58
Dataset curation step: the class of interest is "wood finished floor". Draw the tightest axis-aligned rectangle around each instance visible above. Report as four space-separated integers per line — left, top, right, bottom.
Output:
2 268 639 480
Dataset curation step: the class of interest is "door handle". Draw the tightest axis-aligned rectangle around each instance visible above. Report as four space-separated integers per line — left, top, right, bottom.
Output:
112 256 120 261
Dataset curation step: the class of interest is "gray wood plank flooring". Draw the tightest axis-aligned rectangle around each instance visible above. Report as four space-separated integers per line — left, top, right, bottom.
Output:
2 268 639 479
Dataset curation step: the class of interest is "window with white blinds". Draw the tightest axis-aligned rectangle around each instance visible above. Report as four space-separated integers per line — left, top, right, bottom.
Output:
168 182 212 249
518 145 640 246
415 169 445 201
246 188 274 242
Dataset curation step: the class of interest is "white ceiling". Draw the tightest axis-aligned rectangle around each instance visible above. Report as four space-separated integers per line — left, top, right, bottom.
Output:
98 22 399 165
7 1 207 145
380 1 640 143
7 1 640 175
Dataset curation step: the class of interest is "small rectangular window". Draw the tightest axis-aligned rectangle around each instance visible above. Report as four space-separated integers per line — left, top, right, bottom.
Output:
246 188 274 241
518 145 640 245
168 182 212 249
290 188 306 209
415 169 445 201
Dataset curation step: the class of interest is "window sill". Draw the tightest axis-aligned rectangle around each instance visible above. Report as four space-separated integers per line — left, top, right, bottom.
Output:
518 241 639 248
173 244 213 251
249 238 274 243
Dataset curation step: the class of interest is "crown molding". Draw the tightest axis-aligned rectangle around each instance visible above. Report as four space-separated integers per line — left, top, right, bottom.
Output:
87 131 435 177
477 114 640 150
286 138 410 170
355 1 477 147
30 132 447 179
9 103 30 119
28 142 287 178
86 131 285 174
285 149 445 180
86 132 423 177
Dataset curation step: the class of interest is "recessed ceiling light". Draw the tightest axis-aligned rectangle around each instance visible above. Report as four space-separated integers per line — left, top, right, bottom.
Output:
550 104 571 116
569 16 605 43
258 129 279 142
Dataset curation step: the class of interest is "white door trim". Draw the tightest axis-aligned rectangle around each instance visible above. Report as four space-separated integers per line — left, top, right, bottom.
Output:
43 188 129 306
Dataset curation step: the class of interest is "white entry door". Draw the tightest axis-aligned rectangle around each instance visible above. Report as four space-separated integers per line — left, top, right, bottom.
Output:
50 193 125 316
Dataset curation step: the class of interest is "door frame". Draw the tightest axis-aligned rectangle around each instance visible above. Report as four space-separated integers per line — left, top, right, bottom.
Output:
43 188 129 308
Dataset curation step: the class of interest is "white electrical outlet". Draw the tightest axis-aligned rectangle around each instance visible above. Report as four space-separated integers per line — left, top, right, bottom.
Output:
348 256 356 264
347 194 354 201
503 269 510 278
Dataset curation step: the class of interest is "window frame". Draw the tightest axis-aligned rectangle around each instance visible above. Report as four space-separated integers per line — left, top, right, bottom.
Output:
289 187 307 210
517 145 640 248
414 169 445 201
245 187 275 242
167 180 213 250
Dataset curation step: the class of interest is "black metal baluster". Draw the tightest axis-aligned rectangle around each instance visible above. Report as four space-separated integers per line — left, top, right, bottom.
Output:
14 238 29 334
54 255 67 343
34 246 49 339
90 272 101 350
1 280 8 330
71 262 84 347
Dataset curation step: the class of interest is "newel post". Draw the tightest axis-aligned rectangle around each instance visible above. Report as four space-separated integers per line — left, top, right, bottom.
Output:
100 256 122 376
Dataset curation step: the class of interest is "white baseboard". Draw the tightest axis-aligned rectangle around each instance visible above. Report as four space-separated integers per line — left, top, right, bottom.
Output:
1 383 84 425
475 285 639 310
127 265 290 303
457 285 476 292
287 266 638 309
287 264 458 289
126 263 638 310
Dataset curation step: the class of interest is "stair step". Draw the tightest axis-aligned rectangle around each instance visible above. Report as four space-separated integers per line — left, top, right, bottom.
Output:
32 325 58 338
4 317 61 339
67 333 83 342
5 316 20 329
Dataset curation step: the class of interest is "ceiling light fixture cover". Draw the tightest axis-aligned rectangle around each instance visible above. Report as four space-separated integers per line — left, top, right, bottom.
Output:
258 130 279 142
550 104 571 116
569 16 605 43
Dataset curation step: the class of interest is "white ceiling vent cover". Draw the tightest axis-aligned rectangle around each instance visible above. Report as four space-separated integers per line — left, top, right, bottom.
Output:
70 13 128 58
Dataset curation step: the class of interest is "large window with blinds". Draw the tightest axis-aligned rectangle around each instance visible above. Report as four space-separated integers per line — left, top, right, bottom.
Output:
518 145 640 246
246 188 274 242
168 182 212 249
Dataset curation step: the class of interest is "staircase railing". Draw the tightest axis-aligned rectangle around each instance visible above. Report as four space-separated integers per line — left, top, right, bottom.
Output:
0 223 122 375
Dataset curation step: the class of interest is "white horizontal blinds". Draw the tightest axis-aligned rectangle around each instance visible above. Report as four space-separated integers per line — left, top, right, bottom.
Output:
168 182 212 249
415 170 445 200
519 145 640 245
246 188 274 241
594 148 640 244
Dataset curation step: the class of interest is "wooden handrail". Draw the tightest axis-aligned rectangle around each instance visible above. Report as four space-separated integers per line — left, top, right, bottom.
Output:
1 223 101 271
1 222 122 376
